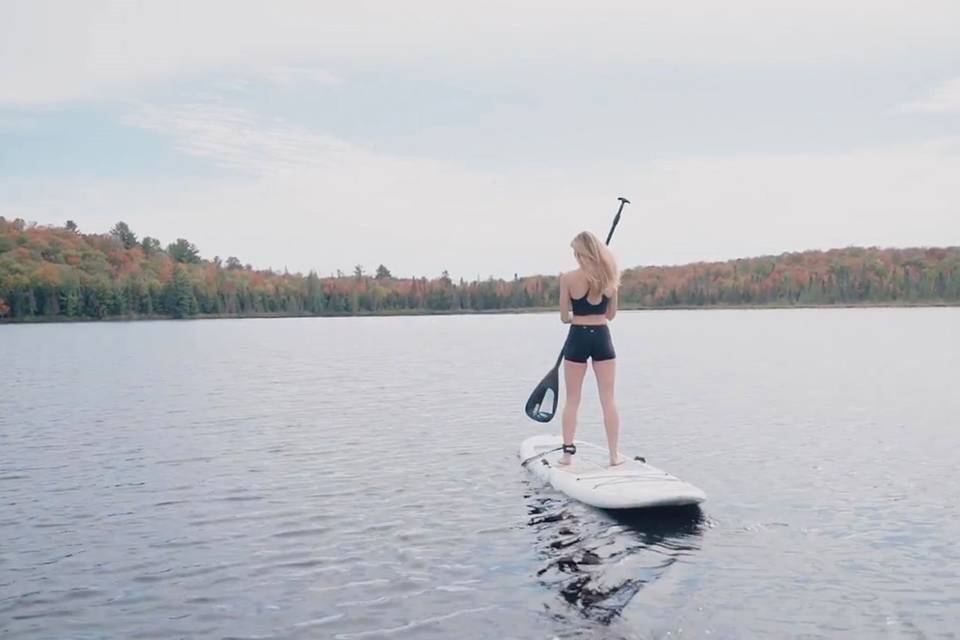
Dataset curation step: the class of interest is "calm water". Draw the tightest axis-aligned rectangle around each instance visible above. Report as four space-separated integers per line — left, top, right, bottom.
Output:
2 309 959 639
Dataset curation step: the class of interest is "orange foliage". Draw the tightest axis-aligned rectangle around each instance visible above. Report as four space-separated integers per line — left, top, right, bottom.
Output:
37 263 61 287
3 217 959 320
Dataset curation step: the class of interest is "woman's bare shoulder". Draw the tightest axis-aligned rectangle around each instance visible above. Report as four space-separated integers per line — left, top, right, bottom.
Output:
563 270 588 296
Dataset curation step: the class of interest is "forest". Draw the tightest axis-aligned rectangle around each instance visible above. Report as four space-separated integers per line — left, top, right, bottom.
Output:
1 217 959 321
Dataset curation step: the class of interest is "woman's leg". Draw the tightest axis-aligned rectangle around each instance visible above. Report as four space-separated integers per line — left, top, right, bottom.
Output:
592 358 623 466
560 359 588 465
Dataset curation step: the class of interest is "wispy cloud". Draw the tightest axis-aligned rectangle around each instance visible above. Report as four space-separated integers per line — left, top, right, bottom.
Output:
127 103 360 178
897 77 960 114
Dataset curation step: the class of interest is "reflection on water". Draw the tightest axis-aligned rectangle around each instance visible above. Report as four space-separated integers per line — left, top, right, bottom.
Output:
526 486 705 627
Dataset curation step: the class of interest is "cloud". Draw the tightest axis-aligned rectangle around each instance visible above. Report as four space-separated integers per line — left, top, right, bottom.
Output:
632 139 960 265
897 77 960 114
127 103 359 178
4 100 959 278
3 0 960 106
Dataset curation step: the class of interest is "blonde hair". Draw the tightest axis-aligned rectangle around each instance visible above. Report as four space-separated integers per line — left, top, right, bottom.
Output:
571 231 620 296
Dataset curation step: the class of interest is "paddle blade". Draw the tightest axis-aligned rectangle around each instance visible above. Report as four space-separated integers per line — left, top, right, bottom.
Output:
525 366 560 423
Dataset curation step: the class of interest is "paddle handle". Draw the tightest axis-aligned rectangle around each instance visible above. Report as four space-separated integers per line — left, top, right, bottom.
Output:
604 197 629 246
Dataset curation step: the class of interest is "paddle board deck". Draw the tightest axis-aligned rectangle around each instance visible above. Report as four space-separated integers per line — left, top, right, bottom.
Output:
520 434 706 509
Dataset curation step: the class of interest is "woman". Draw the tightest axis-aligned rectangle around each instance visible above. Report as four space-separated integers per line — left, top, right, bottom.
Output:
558 230 622 467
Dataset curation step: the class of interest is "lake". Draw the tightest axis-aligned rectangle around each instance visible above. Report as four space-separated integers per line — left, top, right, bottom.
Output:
2 308 959 639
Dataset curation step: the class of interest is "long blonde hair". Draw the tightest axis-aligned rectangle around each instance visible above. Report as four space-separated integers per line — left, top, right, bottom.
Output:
571 231 620 296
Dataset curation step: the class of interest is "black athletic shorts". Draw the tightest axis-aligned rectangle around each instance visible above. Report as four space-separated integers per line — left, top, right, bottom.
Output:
563 324 616 363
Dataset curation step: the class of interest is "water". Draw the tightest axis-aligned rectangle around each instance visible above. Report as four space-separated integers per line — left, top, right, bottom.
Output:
2 309 959 639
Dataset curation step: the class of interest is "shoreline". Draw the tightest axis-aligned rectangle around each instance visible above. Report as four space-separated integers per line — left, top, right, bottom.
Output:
2 301 958 325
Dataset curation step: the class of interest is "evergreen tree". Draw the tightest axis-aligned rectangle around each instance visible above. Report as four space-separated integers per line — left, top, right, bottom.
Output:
110 221 139 249
141 237 162 256
170 265 197 318
168 238 201 264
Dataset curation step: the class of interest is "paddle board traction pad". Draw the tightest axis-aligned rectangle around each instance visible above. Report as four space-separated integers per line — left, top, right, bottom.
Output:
519 434 706 509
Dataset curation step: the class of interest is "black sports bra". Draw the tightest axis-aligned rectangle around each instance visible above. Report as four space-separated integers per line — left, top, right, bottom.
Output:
570 292 609 315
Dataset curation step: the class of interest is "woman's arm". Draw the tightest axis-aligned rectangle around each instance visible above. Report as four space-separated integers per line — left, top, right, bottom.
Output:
559 273 572 324
605 288 618 321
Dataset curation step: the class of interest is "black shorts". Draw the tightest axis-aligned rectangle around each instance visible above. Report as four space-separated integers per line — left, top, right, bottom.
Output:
563 324 616 363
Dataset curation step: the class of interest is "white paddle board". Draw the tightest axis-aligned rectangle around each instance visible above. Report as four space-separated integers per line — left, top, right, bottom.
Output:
520 434 706 509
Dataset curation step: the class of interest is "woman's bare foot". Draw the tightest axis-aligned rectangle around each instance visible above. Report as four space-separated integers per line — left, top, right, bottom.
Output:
558 454 574 466
609 455 626 467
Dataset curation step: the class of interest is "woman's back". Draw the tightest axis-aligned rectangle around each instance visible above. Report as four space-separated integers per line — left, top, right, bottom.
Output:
566 269 609 315
564 268 616 319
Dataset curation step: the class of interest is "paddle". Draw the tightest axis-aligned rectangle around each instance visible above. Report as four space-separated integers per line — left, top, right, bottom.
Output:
524 197 630 422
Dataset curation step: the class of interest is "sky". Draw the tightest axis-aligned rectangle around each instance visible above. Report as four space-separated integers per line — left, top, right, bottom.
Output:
1 1 958 279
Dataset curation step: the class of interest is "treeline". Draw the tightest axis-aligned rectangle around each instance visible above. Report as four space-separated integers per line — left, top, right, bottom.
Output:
619 246 960 307
0 218 553 320
1 217 958 321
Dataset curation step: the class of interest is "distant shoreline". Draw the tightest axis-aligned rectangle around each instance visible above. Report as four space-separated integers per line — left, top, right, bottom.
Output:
2 301 958 325
5 223 958 324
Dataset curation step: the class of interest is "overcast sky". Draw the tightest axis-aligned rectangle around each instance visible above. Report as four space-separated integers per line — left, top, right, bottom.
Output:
1 1 958 278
